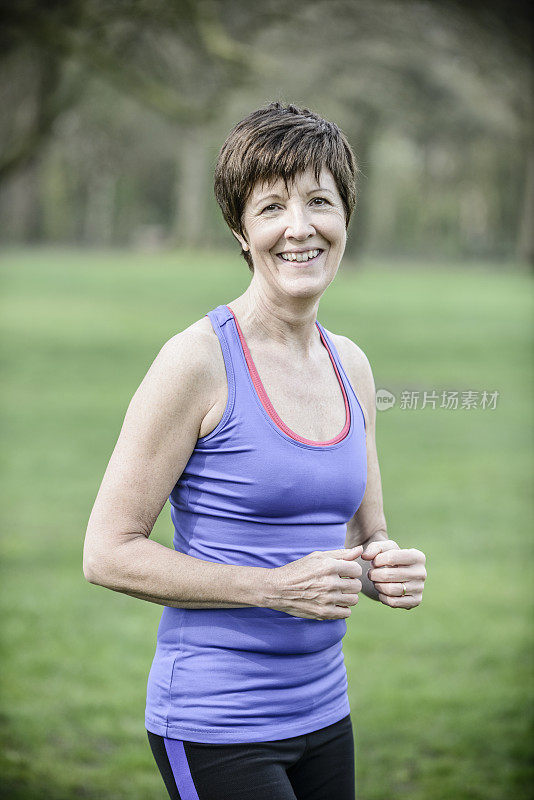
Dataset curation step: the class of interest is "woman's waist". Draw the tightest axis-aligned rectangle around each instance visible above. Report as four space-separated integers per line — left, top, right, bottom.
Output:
172 518 348 569
157 606 347 655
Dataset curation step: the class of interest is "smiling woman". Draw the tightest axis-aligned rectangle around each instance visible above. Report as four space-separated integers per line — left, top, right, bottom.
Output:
83 100 426 800
236 164 347 290
214 101 357 274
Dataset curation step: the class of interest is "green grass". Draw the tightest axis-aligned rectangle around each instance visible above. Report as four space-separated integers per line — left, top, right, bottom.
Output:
1 248 532 799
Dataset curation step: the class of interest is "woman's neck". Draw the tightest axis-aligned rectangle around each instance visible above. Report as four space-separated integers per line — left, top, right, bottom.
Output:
228 284 321 359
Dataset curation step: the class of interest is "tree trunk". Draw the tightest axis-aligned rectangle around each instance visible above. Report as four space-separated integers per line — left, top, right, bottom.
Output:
172 124 208 247
0 158 42 242
517 144 534 268
344 111 380 264
83 172 116 245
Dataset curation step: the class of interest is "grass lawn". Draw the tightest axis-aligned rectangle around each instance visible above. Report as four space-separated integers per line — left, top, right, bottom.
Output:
0 248 532 799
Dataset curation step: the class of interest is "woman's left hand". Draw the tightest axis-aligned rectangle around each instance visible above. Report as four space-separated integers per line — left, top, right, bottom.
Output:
361 540 426 609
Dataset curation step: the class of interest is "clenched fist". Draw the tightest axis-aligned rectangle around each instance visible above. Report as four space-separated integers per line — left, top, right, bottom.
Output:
268 546 364 620
362 540 426 609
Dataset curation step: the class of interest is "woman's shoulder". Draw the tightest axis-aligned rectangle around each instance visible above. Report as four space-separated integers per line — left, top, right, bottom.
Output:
324 330 372 377
325 329 376 423
148 315 225 401
161 315 221 366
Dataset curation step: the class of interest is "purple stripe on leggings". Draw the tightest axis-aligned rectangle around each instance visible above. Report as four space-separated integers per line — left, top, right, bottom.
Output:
163 738 200 800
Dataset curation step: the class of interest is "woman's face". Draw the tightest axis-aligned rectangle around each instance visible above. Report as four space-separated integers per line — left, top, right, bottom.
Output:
234 165 347 299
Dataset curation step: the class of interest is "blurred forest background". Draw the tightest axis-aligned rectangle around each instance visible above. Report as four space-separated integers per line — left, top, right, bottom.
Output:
0 0 532 265
1 3 533 800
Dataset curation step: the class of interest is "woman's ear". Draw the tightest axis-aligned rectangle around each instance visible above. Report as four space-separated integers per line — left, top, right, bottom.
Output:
232 230 250 252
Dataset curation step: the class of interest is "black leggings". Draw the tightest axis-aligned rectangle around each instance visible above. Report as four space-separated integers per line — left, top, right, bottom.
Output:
147 714 355 800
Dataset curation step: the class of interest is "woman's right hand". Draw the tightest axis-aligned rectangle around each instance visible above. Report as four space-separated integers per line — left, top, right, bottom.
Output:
267 546 363 620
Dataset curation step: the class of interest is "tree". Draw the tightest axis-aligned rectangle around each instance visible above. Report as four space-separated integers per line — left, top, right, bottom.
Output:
0 0 255 181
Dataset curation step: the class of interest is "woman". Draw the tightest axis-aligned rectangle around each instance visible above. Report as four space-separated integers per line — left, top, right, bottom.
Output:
83 101 427 800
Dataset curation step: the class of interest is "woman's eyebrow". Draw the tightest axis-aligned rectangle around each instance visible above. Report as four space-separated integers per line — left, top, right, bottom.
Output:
254 193 284 206
253 187 334 208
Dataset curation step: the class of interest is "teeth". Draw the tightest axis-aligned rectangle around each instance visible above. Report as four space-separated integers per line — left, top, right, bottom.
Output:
280 249 320 262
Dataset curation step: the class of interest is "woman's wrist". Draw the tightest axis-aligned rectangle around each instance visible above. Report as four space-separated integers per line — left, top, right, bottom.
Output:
232 565 279 609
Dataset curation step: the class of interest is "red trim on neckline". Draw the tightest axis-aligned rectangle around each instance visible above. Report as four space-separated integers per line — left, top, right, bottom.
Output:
225 305 351 446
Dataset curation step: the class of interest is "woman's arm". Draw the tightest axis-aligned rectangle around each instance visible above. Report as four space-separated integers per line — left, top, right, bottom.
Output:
331 334 426 607
83 323 270 610
333 336 387 599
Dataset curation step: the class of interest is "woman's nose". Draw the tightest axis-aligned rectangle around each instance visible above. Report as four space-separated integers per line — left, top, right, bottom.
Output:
284 205 315 240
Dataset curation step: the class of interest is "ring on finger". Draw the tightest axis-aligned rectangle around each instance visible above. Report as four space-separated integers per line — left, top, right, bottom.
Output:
401 582 407 596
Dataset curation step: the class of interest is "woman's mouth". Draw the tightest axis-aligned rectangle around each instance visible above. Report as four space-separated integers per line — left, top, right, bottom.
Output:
276 248 323 266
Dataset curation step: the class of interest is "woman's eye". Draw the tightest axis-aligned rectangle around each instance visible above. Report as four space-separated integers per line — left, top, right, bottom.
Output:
261 198 329 213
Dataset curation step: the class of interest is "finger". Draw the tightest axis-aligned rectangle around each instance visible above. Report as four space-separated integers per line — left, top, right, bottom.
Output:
372 548 426 568
336 593 360 607
374 580 424 597
316 545 363 560
340 579 362 594
378 592 422 609
374 581 407 597
361 540 398 561
339 545 363 560
338 562 362 579
368 565 425 583
333 606 352 618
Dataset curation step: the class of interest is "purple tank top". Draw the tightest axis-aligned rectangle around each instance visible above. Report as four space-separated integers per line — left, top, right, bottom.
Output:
145 304 367 743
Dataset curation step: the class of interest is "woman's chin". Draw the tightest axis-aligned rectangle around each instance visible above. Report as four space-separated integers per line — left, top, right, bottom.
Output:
277 273 332 299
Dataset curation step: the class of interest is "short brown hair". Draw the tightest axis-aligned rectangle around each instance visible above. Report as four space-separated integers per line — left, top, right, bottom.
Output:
214 101 358 273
